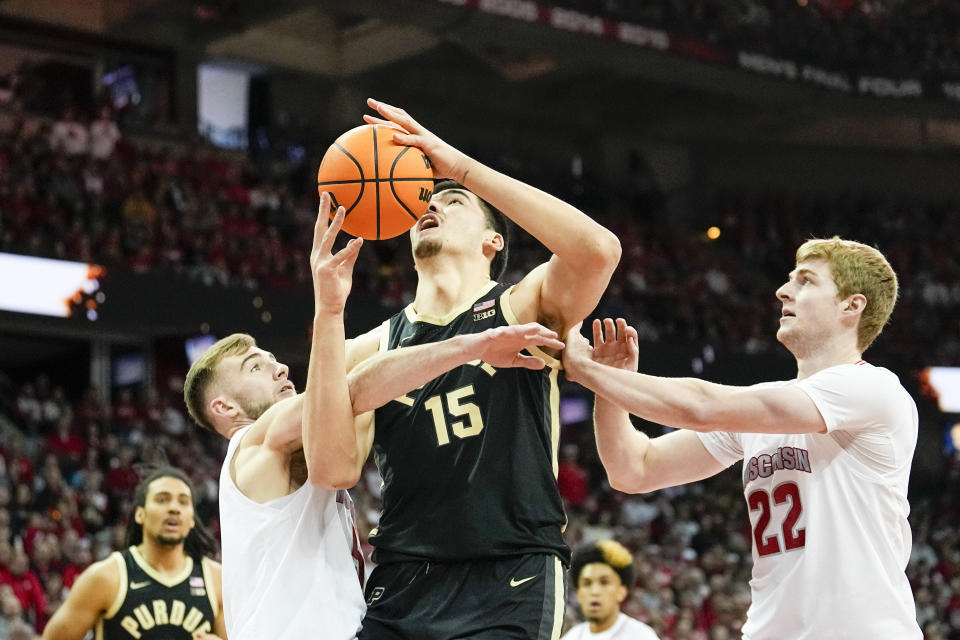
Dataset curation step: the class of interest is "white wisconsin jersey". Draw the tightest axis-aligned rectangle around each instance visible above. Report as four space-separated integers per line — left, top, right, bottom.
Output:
563 613 660 639
699 362 920 640
219 425 366 640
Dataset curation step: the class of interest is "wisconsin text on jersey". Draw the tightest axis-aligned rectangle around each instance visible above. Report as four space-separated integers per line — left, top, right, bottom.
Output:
744 446 811 483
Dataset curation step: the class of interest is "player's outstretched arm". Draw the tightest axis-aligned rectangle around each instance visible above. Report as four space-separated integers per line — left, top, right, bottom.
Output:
573 319 725 492
41 556 118 640
564 319 827 436
347 322 565 414
302 195 365 490
364 98 620 334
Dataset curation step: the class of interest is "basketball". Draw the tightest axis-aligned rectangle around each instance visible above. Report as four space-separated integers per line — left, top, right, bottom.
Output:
317 124 435 240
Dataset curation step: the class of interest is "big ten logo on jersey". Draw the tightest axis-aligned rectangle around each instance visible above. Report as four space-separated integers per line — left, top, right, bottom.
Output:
473 299 496 322
189 575 206 597
119 599 212 638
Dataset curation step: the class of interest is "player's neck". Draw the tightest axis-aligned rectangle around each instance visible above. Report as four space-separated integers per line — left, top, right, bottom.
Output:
793 339 863 380
413 258 492 317
588 612 619 634
138 541 189 576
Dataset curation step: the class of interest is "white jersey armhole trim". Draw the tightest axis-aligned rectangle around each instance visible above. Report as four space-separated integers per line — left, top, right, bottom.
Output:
201 556 218 616
103 551 127 619
500 285 561 369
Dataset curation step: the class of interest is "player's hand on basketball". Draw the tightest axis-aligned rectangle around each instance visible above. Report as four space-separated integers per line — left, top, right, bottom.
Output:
590 318 639 372
312 191 363 314
472 323 564 370
364 98 470 182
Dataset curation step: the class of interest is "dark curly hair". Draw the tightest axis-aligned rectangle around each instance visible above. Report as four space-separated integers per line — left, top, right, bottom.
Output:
570 539 635 590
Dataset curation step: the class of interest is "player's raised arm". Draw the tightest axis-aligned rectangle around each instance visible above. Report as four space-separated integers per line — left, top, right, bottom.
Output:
302 197 364 489
567 318 726 493
364 98 621 333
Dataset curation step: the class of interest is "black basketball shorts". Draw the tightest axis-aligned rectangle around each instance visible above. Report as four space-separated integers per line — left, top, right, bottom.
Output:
358 553 565 640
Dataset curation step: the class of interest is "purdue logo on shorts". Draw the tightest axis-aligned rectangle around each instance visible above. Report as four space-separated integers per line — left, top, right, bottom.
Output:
367 586 385 605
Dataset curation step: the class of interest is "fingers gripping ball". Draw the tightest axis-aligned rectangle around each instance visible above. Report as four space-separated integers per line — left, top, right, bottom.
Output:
317 124 435 240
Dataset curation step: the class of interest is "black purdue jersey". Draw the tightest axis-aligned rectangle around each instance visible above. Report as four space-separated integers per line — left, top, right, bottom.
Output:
96 547 217 639
370 281 570 564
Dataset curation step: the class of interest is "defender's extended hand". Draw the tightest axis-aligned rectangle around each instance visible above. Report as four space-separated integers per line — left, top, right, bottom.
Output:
591 318 639 372
363 98 470 182
471 323 565 370
312 191 363 314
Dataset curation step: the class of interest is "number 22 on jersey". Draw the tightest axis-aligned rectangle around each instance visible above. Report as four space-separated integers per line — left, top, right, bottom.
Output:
748 481 806 557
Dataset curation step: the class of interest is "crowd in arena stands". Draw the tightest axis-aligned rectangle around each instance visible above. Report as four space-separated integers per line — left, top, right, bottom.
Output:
557 0 960 76
2 104 959 369
0 368 958 638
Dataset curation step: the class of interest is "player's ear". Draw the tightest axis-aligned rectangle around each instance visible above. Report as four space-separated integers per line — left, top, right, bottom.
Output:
209 395 239 421
134 506 145 525
482 231 503 254
616 583 628 605
841 293 866 316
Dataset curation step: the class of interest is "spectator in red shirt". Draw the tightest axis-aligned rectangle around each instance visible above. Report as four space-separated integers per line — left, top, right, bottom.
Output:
2 548 46 629
57 532 91 590
44 417 86 471
105 446 138 498
557 444 590 509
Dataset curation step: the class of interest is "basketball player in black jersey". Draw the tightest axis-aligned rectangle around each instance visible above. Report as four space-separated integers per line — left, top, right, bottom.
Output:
41 467 225 640
344 99 621 639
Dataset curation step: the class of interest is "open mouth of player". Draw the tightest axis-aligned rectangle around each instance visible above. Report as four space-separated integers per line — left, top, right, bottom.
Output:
163 518 180 529
418 214 440 231
279 382 295 394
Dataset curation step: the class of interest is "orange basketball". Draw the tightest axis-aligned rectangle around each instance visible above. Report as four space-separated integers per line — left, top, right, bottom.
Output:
317 124 435 240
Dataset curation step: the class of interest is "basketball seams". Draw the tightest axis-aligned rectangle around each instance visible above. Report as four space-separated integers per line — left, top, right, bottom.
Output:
389 146 424 224
372 126 381 239
317 177 434 186
329 143 365 216
317 124 434 239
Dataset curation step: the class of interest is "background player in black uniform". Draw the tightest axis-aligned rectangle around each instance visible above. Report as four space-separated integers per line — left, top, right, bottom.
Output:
345 99 621 639
40 467 225 640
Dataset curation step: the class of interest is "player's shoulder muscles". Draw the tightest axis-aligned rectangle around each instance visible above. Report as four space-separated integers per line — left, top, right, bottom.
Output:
347 321 389 371
42 553 122 639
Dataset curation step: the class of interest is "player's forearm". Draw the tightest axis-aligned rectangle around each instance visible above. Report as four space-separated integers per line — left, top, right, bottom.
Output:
577 359 720 432
458 157 620 272
593 396 653 494
348 333 481 414
303 312 361 489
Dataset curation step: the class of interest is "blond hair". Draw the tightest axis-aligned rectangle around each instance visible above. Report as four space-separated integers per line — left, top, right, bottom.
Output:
795 237 898 352
183 333 256 431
